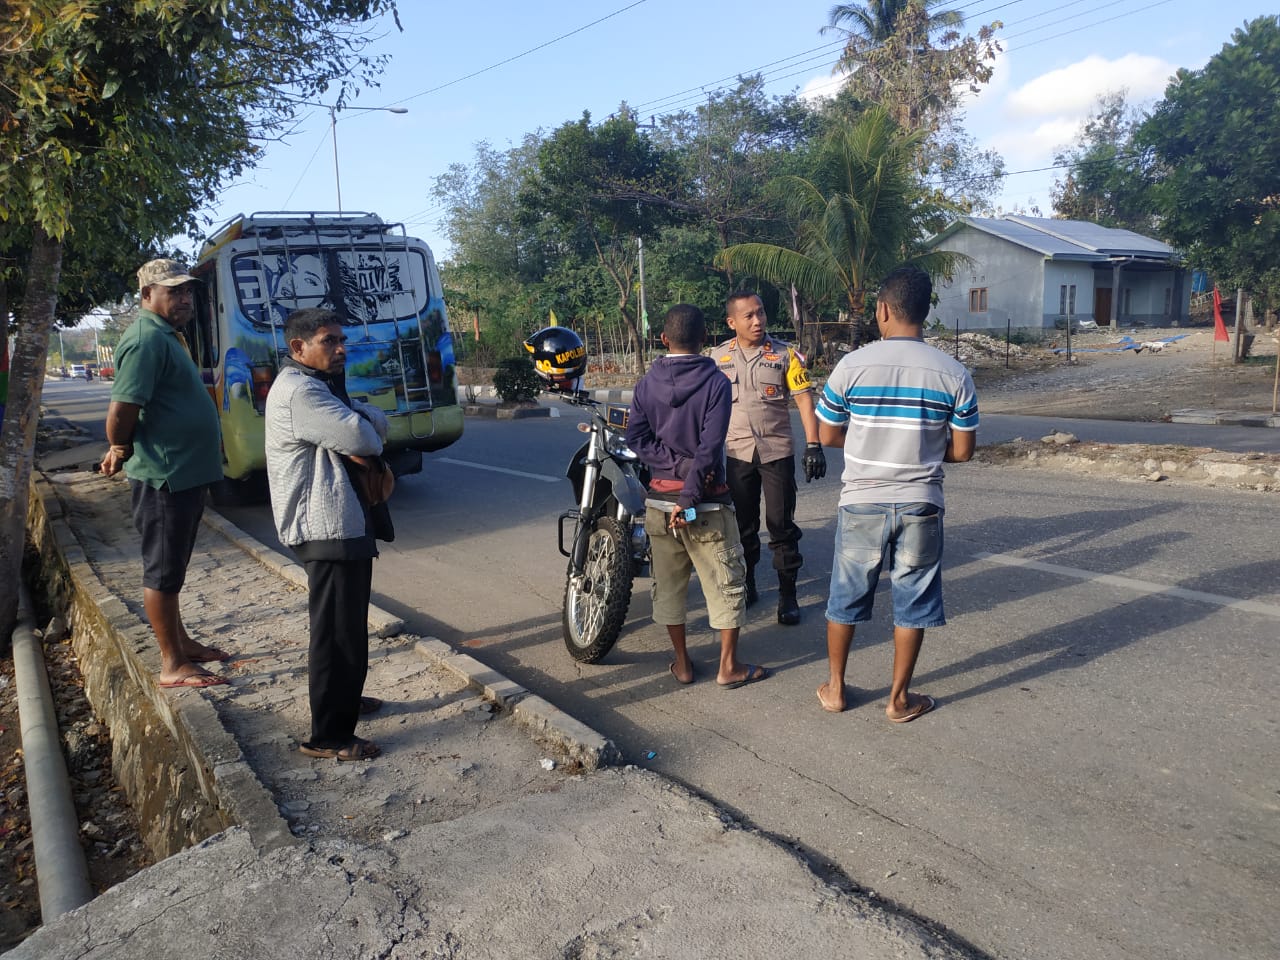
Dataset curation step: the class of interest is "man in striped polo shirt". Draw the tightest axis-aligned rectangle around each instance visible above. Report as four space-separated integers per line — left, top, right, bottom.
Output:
814 264 978 721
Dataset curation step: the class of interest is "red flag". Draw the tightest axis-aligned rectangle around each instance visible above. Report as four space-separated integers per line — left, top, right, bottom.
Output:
1212 287 1230 342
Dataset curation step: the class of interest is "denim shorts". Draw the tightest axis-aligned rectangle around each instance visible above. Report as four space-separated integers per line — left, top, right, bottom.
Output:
825 502 946 629
130 480 207 593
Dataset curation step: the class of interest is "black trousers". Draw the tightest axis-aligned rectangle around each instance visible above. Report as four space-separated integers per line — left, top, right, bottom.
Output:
304 557 373 746
726 453 802 576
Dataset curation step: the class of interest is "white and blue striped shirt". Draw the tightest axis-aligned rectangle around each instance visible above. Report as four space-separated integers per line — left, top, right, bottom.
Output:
816 338 978 507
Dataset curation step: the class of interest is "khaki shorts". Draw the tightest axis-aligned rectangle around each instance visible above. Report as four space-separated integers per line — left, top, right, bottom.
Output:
647 505 747 630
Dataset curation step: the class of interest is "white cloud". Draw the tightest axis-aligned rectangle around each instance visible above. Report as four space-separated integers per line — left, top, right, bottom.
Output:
1005 53 1175 119
798 69 849 103
987 116 1081 165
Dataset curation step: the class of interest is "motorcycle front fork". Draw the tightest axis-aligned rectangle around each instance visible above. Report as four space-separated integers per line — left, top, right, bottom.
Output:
557 427 649 578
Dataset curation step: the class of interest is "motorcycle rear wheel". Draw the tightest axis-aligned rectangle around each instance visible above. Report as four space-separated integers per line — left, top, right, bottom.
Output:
562 516 633 662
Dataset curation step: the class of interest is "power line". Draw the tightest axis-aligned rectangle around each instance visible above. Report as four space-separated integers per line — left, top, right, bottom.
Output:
282 125 333 208
1005 0 1177 51
933 150 1147 188
623 0 1155 124
994 0 1098 38
394 1 651 107
628 40 846 113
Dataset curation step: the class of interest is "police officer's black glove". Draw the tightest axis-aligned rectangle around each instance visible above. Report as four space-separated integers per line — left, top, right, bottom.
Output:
802 442 826 483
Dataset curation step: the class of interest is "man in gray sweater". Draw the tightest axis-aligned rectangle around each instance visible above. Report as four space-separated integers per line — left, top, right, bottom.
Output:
266 308 390 761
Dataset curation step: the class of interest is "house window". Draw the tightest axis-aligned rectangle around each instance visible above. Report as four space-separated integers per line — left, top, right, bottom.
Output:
1059 284 1077 317
968 288 988 313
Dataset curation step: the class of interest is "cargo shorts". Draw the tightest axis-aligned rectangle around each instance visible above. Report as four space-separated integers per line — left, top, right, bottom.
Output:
646 504 747 630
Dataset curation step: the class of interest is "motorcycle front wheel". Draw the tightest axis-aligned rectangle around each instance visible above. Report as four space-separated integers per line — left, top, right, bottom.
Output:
562 516 633 663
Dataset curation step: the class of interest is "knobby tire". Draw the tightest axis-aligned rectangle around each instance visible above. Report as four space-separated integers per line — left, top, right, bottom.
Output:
562 517 633 663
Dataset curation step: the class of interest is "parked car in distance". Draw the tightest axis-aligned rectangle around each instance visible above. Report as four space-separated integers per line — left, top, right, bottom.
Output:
68 364 87 378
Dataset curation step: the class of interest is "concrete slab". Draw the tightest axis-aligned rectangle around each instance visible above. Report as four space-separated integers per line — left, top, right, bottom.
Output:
16 468 956 960
12 773 966 960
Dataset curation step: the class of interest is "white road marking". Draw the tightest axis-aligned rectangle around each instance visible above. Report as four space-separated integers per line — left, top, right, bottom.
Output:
437 457 561 483
975 551 1280 619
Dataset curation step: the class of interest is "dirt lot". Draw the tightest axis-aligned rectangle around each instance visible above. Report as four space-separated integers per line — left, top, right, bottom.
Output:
953 326 1279 421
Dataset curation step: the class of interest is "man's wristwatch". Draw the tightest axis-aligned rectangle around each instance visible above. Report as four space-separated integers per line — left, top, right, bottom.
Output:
109 443 133 462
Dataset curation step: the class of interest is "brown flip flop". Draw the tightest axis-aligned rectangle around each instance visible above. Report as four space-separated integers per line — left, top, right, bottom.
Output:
888 694 936 723
159 672 229 689
816 683 846 713
299 738 381 761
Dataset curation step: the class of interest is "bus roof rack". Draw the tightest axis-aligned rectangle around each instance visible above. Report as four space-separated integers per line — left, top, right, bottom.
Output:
199 211 405 258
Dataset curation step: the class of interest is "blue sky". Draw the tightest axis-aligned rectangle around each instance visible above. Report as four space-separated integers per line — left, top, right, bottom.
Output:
191 0 1267 260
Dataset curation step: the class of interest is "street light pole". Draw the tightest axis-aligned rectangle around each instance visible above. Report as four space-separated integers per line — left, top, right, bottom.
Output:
327 105 341 213
312 103 408 213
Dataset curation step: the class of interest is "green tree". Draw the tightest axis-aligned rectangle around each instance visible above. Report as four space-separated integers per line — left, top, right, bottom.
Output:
926 127 1006 217
0 0 399 642
1139 16 1280 300
519 111 685 372
434 135 557 359
1051 91 1155 234
655 77 817 255
715 108 954 347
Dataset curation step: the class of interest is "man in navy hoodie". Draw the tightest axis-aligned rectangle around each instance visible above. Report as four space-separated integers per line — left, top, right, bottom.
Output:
626 304 769 690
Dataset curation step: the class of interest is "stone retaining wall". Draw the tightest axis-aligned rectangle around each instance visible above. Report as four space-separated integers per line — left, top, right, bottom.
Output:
25 475 291 861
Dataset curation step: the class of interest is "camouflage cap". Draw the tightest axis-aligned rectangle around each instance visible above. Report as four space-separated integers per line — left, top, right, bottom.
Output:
137 258 195 290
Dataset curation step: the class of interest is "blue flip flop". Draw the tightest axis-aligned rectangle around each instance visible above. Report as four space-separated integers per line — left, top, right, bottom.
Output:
719 664 768 690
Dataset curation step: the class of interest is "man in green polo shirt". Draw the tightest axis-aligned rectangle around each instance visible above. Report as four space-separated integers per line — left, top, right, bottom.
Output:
100 259 228 688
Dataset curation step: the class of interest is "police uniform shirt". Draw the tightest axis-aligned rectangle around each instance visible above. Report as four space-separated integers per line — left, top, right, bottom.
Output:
714 335 812 463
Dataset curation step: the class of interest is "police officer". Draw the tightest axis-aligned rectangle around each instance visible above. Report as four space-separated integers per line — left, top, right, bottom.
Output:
715 291 826 625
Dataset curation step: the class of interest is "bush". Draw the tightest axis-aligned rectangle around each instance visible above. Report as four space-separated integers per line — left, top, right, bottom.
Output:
493 357 542 403
1007 327 1047 346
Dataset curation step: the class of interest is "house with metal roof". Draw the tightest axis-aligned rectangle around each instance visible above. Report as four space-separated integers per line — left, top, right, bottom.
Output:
927 215 1189 332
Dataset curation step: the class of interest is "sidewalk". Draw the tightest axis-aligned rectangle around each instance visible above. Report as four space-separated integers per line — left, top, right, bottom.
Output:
14 464 965 959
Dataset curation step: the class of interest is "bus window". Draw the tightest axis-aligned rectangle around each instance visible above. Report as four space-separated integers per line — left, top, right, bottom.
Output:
231 248 428 329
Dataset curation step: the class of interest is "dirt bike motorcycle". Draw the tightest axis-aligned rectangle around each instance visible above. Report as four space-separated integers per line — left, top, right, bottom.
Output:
555 392 650 662
524 326 650 662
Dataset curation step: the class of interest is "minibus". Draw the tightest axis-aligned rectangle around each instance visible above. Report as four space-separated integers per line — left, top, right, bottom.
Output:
188 211 462 501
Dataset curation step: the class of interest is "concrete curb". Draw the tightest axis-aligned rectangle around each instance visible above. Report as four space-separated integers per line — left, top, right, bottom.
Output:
976 437 1280 491
1170 409 1280 427
463 403 552 420
201 509 406 639
413 637 621 770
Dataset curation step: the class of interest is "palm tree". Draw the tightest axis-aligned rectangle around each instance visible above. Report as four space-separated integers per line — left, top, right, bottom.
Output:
824 0 965 49
823 1 971 133
714 108 957 346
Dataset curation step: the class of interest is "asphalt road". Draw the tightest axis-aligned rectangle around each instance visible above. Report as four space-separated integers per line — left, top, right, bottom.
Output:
40 381 1280 960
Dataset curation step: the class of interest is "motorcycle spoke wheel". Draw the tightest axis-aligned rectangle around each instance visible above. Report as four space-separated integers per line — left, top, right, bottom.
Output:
562 517 633 663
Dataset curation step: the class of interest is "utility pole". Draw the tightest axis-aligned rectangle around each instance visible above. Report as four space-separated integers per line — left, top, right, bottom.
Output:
637 237 648 335
1234 287 1245 363
305 102 409 213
